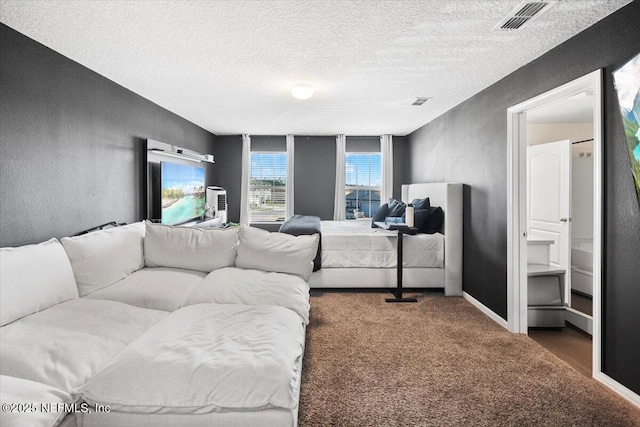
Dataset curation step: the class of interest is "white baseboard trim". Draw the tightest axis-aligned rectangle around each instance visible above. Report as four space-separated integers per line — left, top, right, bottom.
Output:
594 372 640 409
463 291 509 330
565 308 593 335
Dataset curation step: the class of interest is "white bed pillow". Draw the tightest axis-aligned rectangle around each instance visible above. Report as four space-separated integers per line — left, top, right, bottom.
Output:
144 222 239 272
0 376 73 427
61 222 145 297
0 238 78 326
235 226 319 281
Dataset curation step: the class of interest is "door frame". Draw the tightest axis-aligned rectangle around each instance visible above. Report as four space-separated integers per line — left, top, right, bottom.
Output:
506 70 603 376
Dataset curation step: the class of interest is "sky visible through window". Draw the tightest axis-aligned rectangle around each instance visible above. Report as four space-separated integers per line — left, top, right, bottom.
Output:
345 153 381 187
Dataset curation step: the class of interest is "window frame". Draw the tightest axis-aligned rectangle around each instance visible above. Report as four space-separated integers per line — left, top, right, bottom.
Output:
344 151 382 220
248 151 288 223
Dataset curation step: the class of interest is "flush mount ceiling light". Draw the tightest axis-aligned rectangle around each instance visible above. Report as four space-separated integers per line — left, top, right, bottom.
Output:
291 83 314 100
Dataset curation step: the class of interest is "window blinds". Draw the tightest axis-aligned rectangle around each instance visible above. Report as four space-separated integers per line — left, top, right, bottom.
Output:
345 153 382 219
249 152 287 222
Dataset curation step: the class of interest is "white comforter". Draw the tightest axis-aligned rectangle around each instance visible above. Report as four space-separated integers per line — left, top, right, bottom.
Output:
78 303 305 414
321 221 444 268
182 267 311 324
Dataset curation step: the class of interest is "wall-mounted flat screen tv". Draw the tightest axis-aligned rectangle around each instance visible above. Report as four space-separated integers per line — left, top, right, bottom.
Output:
613 51 640 205
161 161 206 225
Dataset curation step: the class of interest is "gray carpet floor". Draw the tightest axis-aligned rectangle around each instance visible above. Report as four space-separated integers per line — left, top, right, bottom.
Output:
299 291 640 426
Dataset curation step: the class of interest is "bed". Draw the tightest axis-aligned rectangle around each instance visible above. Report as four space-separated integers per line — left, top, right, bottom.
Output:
308 182 463 296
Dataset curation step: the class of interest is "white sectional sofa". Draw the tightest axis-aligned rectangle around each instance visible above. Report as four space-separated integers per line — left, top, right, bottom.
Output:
0 222 319 427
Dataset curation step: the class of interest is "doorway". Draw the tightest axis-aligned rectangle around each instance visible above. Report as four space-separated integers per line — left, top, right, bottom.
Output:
526 97 596 332
506 70 603 377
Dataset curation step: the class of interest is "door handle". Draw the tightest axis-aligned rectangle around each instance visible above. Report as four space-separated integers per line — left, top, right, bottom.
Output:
560 217 572 222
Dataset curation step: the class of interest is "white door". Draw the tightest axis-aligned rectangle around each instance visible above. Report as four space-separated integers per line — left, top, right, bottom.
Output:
527 140 572 303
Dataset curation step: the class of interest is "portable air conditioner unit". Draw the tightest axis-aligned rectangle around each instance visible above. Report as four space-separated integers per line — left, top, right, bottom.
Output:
206 186 228 223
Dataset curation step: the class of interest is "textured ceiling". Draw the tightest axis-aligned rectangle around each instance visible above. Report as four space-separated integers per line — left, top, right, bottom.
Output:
0 0 631 135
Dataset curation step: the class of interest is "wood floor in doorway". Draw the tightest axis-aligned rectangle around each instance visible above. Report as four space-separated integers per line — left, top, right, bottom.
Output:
529 323 592 378
570 291 593 316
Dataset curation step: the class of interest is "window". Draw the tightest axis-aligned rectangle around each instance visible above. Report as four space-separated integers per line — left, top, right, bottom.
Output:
345 153 382 219
249 152 287 222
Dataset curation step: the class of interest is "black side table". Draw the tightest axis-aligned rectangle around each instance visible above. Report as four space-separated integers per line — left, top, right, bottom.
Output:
386 227 418 303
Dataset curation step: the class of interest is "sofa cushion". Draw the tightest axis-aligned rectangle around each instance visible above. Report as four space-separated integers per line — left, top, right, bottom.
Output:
0 375 73 427
77 304 305 414
0 376 73 427
61 222 145 297
0 298 167 392
144 221 239 273
235 226 319 281
86 267 207 312
1 238 78 326
183 267 310 324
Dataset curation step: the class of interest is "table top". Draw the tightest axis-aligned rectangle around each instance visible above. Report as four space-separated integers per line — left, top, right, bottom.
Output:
373 222 418 234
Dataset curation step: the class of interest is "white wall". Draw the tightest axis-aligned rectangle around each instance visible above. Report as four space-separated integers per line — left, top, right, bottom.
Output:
572 156 594 240
527 123 593 149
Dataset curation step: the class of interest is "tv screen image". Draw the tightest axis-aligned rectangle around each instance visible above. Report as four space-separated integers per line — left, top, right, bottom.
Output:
161 161 206 225
613 51 640 204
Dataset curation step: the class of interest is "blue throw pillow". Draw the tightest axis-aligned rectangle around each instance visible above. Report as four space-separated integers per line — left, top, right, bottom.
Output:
371 203 389 228
387 198 406 217
411 197 430 210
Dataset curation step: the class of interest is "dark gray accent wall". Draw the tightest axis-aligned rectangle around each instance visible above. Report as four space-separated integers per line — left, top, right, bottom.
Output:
407 2 640 394
346 136 380 153
294 136 337 220
212 135 243 223
393 136 409 200
0 24 215 247
251 135 286 152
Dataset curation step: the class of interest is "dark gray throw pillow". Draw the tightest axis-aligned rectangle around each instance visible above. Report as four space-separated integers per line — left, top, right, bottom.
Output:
387 198 406 217
371 203 389 228
414 206 444 234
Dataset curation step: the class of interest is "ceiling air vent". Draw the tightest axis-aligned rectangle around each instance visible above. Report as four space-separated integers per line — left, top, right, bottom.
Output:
493 1 557 31
412 97 432 106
